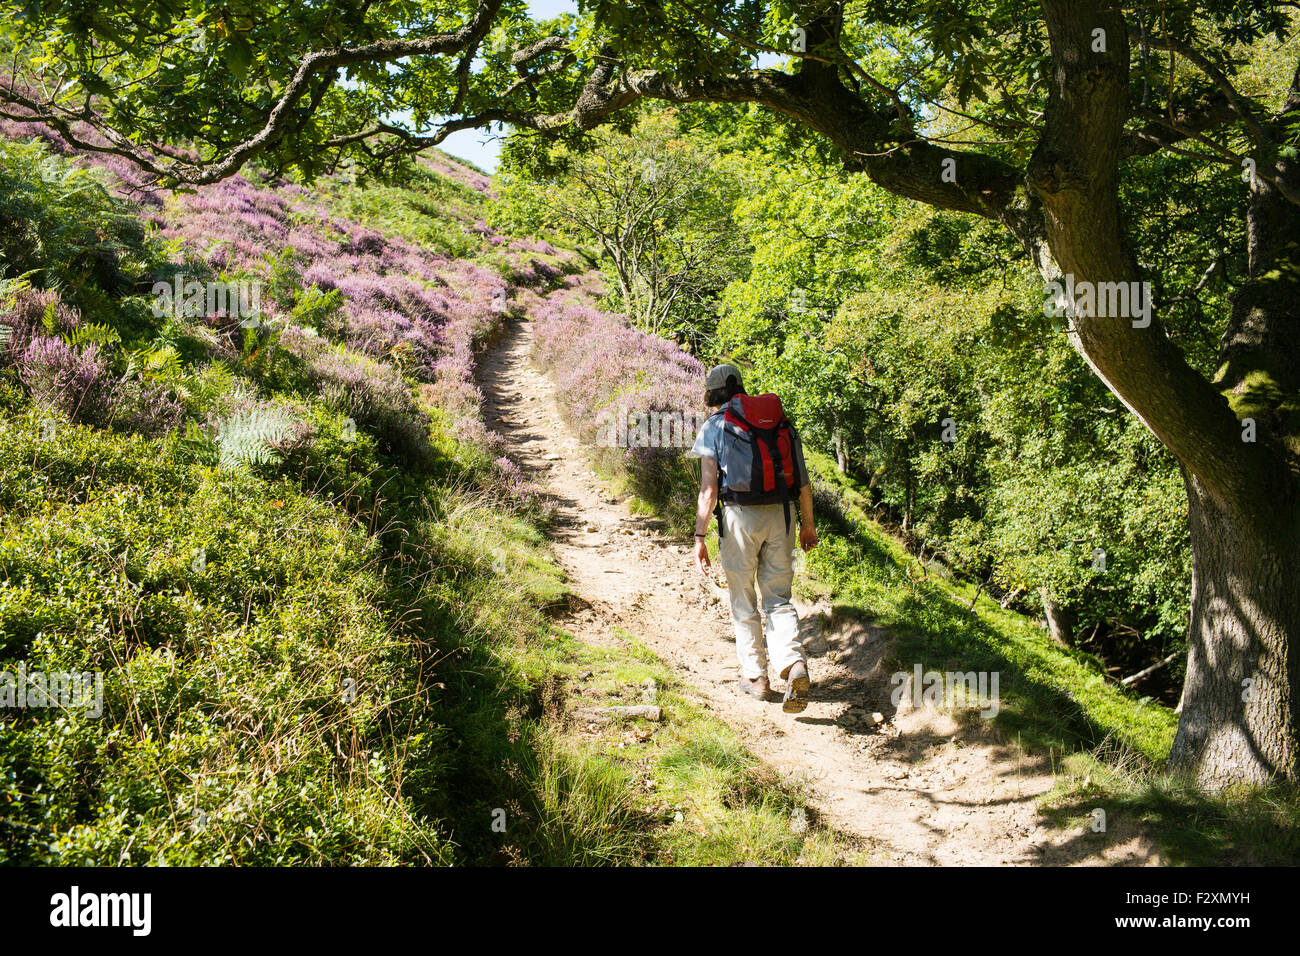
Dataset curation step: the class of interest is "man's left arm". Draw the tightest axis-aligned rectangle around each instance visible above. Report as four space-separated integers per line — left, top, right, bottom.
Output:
793 431 817 552
798 483 817 551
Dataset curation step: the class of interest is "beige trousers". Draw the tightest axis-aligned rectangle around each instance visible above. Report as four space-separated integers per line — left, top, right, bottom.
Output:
718 502 804 680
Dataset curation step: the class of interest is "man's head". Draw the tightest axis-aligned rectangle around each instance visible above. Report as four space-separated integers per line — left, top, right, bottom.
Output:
705 363 745 408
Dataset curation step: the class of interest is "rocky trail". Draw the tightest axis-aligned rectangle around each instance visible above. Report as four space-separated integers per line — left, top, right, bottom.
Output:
480 314 1160 866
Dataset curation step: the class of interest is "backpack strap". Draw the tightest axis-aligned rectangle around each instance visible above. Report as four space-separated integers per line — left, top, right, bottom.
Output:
779 456 792 535
771 425 792 535
778 418 796 534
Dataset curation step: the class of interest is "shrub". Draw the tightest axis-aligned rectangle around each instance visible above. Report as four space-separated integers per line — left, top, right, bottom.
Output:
286 335 430 465
18 336 116 426
530 286 705 530
0 140 158 313
111 376 186 437
0 287 81 366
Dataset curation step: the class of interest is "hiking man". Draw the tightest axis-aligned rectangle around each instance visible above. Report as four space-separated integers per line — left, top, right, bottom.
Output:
690 364 817 713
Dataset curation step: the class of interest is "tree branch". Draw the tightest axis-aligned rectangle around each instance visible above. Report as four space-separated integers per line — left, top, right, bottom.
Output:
2 0 510 184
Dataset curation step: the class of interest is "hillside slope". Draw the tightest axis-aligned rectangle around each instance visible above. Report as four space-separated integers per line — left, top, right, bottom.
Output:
0 125 601 863
0 127 872 866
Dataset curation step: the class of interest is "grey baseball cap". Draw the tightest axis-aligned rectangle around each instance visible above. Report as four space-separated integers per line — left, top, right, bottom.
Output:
705 363 744 391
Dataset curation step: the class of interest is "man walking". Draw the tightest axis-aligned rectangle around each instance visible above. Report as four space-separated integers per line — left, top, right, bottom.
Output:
691 364 818 713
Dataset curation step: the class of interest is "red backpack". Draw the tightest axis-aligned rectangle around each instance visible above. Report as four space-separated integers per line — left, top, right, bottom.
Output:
713 393 802 536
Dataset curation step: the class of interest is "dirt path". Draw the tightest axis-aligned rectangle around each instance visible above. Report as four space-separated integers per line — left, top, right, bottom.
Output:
480 315 1160 866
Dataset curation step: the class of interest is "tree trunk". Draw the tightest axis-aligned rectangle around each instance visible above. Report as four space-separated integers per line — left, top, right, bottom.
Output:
1020 2 1300 786
833 429 847 473
1040 587 1074 647
1165 65 1300 784
1169 474 1300 785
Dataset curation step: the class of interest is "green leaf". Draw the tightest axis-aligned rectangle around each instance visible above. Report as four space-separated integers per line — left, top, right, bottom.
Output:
225 37 253 79
77 71 113 97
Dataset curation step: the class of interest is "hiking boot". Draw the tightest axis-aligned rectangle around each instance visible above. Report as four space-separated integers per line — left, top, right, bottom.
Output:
737 675 770 700
782 660 810 714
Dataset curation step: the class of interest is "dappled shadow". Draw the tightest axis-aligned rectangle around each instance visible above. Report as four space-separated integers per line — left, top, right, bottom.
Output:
808 498 1160 762
1039 780 1300 865
1171 505 1295 786
853 785 1163 866
804 606 892 708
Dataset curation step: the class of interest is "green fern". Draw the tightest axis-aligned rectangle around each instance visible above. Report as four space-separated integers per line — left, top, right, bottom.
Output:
178 418 218 464
187 362 250 409
0 140 159 318
214 405 297 470
142 343 183 375
0 271 40 310
63 322 122 349
124 344 180 395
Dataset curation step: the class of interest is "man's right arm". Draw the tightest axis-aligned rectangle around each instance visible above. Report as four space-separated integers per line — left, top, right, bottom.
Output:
694 456 719 572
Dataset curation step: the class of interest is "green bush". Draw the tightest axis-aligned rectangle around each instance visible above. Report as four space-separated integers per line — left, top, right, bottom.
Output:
0 139 164 327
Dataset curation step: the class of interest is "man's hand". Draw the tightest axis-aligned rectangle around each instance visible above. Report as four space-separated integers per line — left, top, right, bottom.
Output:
694 537 711 574
799 524 818 552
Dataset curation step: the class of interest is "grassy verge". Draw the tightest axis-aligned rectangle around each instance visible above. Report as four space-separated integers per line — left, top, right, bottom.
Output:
509 627 870 865
0 384 586 864
804 451 1178 761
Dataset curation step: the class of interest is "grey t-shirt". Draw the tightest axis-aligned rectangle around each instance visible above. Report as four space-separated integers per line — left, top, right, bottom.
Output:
689 410 726 460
